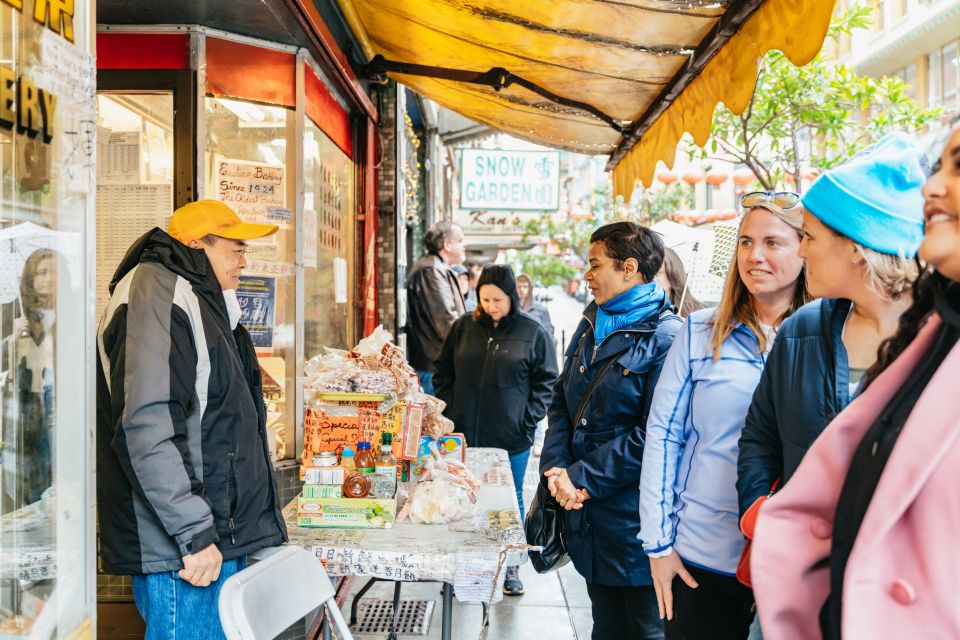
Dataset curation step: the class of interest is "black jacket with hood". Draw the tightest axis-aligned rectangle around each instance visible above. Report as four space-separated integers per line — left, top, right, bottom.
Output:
433 265 559 454
96 228 287 575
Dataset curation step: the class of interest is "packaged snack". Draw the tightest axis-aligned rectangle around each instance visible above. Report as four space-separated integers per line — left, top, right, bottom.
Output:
399 476 477 524
302 484 343 499
301 466 345 486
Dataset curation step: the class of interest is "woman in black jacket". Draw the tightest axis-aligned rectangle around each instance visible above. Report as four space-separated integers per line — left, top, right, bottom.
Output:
433 264 559 596
516 273 555 337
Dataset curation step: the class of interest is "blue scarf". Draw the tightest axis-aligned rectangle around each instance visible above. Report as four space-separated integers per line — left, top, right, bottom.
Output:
594 282 666 346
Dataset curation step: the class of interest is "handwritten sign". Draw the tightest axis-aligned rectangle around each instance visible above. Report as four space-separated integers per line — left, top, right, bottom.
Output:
245 258 295 277
216 159 285 226
304 408 360 454
454 550 506 604
312 547 422 582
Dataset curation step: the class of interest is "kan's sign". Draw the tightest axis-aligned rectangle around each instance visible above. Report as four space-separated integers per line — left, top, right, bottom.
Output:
460 149 559 211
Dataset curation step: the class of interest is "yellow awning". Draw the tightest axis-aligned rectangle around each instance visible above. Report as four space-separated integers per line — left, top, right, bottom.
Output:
338 0 835 200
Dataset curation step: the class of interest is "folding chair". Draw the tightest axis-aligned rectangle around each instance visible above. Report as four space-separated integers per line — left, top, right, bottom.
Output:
219 545 353 640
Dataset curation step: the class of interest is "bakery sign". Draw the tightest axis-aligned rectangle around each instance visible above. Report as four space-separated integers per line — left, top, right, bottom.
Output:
0 0 77 145
459 149 560 211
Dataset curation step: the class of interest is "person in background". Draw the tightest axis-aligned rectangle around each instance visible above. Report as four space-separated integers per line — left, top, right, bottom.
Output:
2 248 57 510
451 264 471 303
751 124 960 639
97 200 287 638
655 247 703 318
516 273 554 337
736 134 925 639
516 273 555 456
640 196 808 640
540 221 681 639
433 264 558 596
463 259 482 312
405 221 466 395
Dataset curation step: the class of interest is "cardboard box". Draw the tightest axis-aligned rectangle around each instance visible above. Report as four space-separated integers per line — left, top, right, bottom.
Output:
296 496 397 528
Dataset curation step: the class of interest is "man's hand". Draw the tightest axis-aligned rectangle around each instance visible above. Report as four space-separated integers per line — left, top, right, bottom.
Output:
179 544 223 587
649 551 698 621
544 467 585 511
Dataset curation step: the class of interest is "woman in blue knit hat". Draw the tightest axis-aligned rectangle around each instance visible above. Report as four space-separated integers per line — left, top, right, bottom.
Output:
737 131 926 639
750 122 960 640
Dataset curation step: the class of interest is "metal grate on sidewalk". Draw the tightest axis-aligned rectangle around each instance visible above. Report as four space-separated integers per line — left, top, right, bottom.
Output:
352 599 435 635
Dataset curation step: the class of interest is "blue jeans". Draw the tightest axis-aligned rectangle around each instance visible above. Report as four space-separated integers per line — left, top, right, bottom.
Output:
416 371 435 396
748 612 764 640
508 448 531 522
133 557 245 640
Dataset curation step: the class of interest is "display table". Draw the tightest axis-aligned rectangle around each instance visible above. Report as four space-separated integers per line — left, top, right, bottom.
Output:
283 447 527 639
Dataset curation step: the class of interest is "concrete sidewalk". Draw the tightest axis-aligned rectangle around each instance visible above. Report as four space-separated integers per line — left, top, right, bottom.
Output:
341 561 592 640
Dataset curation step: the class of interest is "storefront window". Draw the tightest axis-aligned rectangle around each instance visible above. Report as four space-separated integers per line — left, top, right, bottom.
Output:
303 120 356 359
930 48 943 108
94 93 175 317
943 42 958 112
205 97 297 461
0 0 95 635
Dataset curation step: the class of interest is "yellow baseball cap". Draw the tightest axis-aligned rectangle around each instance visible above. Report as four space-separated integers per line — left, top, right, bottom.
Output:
167 200 279 244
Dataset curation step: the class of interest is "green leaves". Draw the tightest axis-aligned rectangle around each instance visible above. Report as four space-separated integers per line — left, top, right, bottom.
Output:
700 1 942 193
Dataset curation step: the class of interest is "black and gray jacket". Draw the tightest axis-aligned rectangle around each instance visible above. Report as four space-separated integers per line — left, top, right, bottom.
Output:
96 228 287 575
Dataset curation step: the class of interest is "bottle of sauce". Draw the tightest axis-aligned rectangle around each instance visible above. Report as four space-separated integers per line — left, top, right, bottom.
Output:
354 441 375 475
375 433 397 496
343 472 371 498
340 446 356 474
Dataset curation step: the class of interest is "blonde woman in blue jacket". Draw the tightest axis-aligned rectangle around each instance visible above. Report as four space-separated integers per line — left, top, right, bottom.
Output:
639 195 809 640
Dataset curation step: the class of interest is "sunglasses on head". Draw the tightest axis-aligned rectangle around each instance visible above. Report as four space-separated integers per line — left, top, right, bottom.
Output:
740 191 801 210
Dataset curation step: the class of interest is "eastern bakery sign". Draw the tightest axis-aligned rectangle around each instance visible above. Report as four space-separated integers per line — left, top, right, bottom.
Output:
459 149 560 211
0 0 76 144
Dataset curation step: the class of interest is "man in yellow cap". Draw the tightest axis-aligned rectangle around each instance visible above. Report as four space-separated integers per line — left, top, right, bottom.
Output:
96 200 287 639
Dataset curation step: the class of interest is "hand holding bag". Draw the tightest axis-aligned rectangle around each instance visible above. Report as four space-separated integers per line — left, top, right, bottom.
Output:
525 351 618 573
525 477 571 573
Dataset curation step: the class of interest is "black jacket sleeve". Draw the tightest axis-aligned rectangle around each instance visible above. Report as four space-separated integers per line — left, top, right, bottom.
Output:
539 329 583 474
432 316 461 406
522 327 560 436
737 341 786 518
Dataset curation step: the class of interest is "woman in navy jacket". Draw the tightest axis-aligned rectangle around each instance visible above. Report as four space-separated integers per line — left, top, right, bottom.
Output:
540 221 681 639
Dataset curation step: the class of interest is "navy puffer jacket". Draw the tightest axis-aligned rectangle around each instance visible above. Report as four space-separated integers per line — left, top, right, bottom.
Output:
736 298 854 517
539 299 680 587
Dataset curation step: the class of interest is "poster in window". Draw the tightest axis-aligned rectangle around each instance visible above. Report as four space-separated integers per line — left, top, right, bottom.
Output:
237 276 276 349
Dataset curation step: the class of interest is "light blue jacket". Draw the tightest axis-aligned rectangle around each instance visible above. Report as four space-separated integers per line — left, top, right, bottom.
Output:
639 308 768 575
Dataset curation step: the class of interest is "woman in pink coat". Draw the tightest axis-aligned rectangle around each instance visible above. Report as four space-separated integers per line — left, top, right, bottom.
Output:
751 124 960 640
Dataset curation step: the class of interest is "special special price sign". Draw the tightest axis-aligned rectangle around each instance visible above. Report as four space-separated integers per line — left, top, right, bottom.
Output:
459 149 560 211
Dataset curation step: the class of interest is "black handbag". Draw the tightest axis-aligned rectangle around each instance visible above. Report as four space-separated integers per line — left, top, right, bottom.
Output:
525 476 571 573
525 350 618 573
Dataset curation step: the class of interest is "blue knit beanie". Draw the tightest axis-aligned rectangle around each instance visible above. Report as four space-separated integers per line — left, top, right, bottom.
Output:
801 132 925 257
